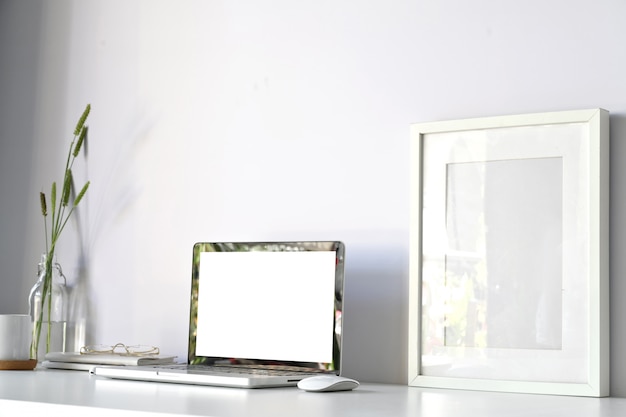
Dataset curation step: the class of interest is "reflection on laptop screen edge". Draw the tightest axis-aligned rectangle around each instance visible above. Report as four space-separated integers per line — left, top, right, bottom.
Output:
188 241 345 374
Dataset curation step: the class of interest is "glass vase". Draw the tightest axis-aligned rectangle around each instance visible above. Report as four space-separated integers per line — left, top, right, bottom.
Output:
29 253 68 360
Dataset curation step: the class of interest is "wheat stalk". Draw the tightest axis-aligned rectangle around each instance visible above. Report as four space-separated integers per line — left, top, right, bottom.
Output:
32 104 92 359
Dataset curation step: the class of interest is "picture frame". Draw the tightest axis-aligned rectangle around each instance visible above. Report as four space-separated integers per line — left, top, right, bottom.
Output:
408 109 609 397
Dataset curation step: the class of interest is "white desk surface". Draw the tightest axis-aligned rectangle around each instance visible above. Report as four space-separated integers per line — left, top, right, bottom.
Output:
1 369 626 417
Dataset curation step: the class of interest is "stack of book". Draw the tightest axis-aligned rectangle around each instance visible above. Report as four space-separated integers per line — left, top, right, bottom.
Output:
42 352 178 371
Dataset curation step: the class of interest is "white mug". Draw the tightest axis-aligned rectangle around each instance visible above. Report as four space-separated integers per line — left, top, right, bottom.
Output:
0 314 32 361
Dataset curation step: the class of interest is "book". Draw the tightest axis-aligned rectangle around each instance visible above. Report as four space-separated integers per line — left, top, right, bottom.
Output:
41 351 177 371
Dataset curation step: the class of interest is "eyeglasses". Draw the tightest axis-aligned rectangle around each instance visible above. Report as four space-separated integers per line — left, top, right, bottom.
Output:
80 343 160 356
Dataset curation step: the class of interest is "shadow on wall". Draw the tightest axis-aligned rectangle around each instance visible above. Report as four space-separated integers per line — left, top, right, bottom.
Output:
68 107 159 350
0 1 44 314
341 244 409 384
609 112 626 397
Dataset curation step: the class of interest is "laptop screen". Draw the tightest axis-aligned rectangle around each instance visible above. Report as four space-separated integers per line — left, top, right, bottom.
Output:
188 242 345 371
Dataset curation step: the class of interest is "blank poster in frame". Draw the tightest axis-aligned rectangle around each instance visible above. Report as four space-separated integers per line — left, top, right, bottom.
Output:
408 109 609 397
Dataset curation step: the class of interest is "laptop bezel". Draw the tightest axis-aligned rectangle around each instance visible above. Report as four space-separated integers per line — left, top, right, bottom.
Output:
187 241 345 373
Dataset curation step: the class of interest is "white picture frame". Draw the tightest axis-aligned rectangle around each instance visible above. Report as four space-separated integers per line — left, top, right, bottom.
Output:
408 109 609 397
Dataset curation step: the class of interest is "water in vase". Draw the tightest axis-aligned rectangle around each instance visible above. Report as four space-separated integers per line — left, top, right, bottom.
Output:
35 320 67 359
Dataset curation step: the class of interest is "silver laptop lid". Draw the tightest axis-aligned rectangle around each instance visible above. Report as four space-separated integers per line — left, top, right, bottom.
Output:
188 241 345 372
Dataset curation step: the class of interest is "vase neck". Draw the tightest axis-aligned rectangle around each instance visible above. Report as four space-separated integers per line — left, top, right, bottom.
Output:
37 253 66 285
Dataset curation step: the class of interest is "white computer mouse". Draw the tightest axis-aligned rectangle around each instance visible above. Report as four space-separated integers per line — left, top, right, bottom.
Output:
297 375 360 392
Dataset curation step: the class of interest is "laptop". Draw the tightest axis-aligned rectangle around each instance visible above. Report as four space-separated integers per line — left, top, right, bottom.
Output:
94 241 346 388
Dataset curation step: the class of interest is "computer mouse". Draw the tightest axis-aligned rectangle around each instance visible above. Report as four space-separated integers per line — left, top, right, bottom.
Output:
297 375 360 392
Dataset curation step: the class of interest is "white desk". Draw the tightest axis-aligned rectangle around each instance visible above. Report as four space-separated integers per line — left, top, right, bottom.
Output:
1 369 626 416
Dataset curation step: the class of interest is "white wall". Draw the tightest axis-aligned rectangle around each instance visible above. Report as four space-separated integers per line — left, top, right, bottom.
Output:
1 0 626 394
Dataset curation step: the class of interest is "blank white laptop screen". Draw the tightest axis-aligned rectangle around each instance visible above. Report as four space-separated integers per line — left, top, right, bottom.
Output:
195 250 337 364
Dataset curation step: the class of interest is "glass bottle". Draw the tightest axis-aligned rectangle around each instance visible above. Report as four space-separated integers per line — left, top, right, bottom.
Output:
28 254 68 360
